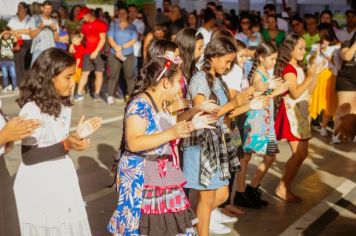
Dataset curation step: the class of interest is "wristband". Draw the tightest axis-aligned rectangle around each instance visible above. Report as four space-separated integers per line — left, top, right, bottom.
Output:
61 140 69 151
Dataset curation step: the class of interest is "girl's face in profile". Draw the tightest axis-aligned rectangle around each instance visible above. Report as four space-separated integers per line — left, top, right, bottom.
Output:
236 48 247 67
260 52 278 70
292 38 306 62
164 70 183 101
53 65 75 97
212 52 236 75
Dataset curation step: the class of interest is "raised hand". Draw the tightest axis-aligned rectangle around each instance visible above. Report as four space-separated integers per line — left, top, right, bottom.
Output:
270 82 289 98
268 76 284 90
197 100 221 114
76 115 103 138
191 112 218 130
308 62 325 77
232 92 252 107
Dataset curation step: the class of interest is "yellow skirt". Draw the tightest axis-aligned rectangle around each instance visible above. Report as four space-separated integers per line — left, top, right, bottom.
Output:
309 68 337 119
73 68 82 84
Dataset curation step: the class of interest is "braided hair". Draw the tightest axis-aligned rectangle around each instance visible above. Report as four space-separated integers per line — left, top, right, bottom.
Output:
202 36 237 103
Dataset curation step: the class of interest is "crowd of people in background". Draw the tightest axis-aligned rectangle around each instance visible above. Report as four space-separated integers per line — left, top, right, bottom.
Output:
0 0 356 236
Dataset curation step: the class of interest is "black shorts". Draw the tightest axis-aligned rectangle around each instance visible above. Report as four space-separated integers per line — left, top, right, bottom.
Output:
336 68 356 91
82 53 106 72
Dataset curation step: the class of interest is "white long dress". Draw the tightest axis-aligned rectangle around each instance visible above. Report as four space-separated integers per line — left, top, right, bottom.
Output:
13 102 92 236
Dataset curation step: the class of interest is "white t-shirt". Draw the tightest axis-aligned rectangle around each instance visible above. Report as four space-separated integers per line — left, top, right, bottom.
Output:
277 17 289 34
222 64 243 92
29 15 59 53
336 28 356 43
7 15 32 40
132 18 145 57
197 26 212 46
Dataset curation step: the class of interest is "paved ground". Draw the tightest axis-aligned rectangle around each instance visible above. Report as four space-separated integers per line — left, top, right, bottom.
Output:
0 92 355 236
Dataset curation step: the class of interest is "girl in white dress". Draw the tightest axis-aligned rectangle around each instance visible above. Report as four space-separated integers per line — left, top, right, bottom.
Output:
14 48 102 236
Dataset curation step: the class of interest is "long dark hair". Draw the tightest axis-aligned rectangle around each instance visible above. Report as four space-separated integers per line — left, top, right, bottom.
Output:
175 27 202 80
202 36 237 102
17 48 75 117
69 4 81 21
274 33 304 79
248 42 277 84
273 33 304 116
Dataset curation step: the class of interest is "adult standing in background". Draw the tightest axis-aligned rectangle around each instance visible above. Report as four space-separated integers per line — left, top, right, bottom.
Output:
262 15 286 48
74 7 107 102
338 10 356 43
155 0 171 25
187 11 199 29
303 14 320 63
128 4 145 74
263 4 289 34
66 5 82 35
107 7 137 104
58 5 69 28
7 2 32 84
197 8 216 46
290 16 306 37
29 0 59 64
166 5 185 41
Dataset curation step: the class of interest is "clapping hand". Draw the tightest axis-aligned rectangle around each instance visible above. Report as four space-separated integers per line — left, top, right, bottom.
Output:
249 96 269 110
0 117 41 143
76 115 103 139
232 92 252 107
268 76 284 90
171 121 191 139
191 112 218 130
197 100 221 114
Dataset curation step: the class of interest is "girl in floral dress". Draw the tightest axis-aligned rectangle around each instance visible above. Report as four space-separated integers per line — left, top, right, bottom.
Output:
236 42 288 209
108 55 215 235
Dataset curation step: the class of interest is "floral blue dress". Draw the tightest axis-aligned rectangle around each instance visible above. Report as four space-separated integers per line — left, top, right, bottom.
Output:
108 97 159 236
108 95 196 236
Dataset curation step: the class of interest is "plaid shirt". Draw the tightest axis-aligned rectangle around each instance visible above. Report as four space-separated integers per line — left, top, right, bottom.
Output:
181 121 241 187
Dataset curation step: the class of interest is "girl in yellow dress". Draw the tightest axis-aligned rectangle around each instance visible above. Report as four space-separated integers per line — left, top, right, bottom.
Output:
308 23 341 137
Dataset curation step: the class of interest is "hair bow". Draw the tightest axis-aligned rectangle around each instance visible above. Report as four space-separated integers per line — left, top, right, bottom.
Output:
156 51 182 82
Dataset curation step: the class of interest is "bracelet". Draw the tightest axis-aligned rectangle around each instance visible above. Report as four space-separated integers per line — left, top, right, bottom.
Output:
61 140 69 152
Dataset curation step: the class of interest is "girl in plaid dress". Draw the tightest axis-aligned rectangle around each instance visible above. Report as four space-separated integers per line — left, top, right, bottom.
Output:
182 37 246 235
108 55 216 236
